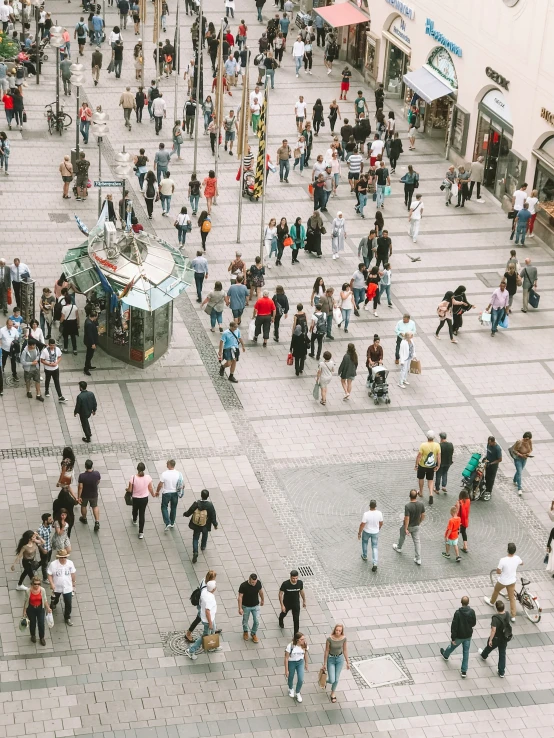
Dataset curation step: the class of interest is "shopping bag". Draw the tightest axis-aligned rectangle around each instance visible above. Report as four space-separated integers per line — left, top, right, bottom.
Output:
480 311 491 324
202 632 220 651
318 668 327 689
409 359 421 374
528 289 540 309
384 185 392 196
287 352 293 366
124 490 133 506
312 382 320 400
308 183 314 196
248 319 256 341
7 288 12 305
46 612 54 629
19 618 29 632
332 306 342 324
498 314 509 329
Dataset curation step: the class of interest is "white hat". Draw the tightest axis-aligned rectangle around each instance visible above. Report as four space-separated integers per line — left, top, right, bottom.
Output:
206 580 216 592
426 430 435 439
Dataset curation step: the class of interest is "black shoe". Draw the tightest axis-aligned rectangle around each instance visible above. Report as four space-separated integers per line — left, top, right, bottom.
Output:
278 618 284 628
440 648 448 661
429 496 434 505
229 374 238 383
308 353 314 358
79 516 88 524
371 565 377 572
84 370 91 376
219 365 225 376
27 391 32 399
192 553 198 563
94 521 100 531
327 335 334 340
82 437 91 443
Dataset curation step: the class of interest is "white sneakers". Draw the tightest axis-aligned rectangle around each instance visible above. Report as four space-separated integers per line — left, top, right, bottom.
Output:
398 382 405 389
139 533 144 539
287 689 302 702
483 597 493 607
288 688 295 698
393 544 402 553
296 693 303 702
185 649 198 660
16 584 28 591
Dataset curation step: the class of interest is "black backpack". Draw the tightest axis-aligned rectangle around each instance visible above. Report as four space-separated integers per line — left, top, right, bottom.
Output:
190 583 206 607
501 614 513 642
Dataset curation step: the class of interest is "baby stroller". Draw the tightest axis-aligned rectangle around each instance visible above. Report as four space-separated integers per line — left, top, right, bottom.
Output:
461 453 487 501
367 366 390 405
242 170 256 201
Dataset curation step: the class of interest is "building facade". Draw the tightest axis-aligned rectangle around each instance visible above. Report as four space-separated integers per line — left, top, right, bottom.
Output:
329 0 554 239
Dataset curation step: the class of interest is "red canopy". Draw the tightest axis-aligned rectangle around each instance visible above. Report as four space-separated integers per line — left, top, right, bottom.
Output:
314 3 369 28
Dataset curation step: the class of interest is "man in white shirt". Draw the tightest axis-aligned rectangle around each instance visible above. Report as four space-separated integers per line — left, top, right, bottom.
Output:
369 134 384 164
510 183 528 239
249 85 261 110
358 500 383 571
152 93 167 135
156 459 183 530
292 36 305 77
294 95 307 133
40 338 67 403
47 548 76 626
10 258 30 308
186 580 218 659
484 542 523 621
0 1 10 31
158 171 175 216
408 194 424 243
0 318 20 387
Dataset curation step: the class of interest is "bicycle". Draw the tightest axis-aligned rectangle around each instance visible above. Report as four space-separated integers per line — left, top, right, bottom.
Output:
45 103 72 135
489 571 542 623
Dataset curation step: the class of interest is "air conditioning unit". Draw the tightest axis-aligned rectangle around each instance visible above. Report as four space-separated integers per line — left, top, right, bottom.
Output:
104 222 117 254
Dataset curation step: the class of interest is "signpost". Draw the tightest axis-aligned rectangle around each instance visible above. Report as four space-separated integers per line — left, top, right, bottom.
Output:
94 180 123 187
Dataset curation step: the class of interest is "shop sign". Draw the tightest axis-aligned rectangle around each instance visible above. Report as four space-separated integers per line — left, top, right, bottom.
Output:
541 108 554 127
486 67 510 91
425 19 462 57
385 0 415 20
144 346 154 361
481 89 512 126
390 17 411 46
427 47 458 90
92 252 118 272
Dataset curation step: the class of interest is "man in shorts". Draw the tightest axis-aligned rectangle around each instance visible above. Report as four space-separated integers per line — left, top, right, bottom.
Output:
294 95 307 134
78 459 101 531
223 109 237 156
226 276 248 325
20 338 44 401
415 430 441 505
218 320 245 383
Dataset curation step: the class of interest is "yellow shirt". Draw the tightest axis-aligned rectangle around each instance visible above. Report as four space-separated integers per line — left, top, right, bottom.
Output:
418 441 440 468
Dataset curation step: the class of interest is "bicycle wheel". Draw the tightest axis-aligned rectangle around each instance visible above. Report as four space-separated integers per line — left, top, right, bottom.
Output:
489 569 508 598
62 112 73 129
521 590 541 624
47 114 54 135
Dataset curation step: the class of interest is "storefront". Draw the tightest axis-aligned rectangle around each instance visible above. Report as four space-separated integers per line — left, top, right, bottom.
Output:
346 17 371 71
313 2 370 71
382 15 411 99
533 135 554 241
363 30 380 83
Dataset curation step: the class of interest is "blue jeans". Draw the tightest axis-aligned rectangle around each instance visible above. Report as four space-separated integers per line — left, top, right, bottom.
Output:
376 184 386 208
194 272 205 300
435 466 449 490
210 309 223 328
287 659 304 693
242 605 260 635
293 153 304 172
203 111 212 131
490 307 505 334
443 637 471 673
265 69 274 89
160 194 172 213
341 308 351 330
279 159 290 181
515 222 527 245
378 283 391 305
480 638 507 676
513 456 527 490
190 619 216 654
353 287 365 308
161 492 178 526
156 166 167 185
192 527 209 554
361 531 379 564
326 314 333 337
358 193 368 216
294 56 302 74
80 120 90 144
94 30 102 45
326 653 344 690
190 194 200 213
178 225 189 245
257 5 263 21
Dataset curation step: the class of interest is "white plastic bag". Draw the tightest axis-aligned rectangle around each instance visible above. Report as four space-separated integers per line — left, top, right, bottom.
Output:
332 307 342 325
46 612 54 629
248 319 256 341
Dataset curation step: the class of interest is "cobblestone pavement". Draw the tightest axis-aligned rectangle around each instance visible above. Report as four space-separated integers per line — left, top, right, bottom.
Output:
1 1 554 737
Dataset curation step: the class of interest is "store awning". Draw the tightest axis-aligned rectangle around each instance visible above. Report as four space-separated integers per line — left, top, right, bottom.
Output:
314 3 368 28
403 67 454 104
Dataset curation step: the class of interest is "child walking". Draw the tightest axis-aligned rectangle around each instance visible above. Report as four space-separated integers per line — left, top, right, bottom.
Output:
442 506 462 562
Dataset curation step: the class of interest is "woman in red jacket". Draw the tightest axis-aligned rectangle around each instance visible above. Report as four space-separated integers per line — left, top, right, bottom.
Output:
2 91 14 129
455 489 471 553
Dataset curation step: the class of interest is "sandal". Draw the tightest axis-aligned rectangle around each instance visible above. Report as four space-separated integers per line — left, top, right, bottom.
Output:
320 400 326 405
330 696 337 703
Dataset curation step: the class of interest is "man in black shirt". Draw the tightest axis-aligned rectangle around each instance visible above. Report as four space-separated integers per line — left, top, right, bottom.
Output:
278 569 306 634
484 436 502 501
83 312 98 376
238 573 265 643
375 83 384 111
375 161 390 209
340 118 353 159
74 380 97 443
439 595 476 678
478 600 511 677
374 230 392 270
435 431 454 494
78 459 101 531
393 489 425 565
183 489 218 563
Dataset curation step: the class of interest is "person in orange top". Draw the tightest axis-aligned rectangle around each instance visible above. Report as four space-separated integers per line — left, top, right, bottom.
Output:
442 506 461 562
456 489 471 553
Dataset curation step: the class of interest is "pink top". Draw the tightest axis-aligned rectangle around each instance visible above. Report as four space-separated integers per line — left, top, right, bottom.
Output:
129 474 152 498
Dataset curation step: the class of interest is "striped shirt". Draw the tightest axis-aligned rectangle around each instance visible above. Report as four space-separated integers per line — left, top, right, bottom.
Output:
243 152 254 170
348 154 363 174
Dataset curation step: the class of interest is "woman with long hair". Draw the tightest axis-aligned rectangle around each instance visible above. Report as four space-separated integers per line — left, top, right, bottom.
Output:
126 462 156 539
198 210 211 251
176 206 191 247
436 291 462 343
23 576 51 645
185 569 217 642
402 164 418 209
285 632 309 703
310 277 326 307
189 172 201 215
51 509 72 555
264 217 278 267
366 334 383 382
503 264 519 314
276 217 289 267
328 99 340 133
144 170 157 219
11 530 44 590
338 343 358 400
203 95 214 132
322 624 349 702
203 169 218 214
339 283 356 334
312 98 323 135
248 256 265 302
53 447 78 537
172 119 184 160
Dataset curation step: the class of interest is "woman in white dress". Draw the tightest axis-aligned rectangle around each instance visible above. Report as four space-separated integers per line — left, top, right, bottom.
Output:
264 217 278 268
331 211 346 259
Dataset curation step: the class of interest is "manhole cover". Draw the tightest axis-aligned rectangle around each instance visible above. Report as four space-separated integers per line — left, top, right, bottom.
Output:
351 653 413 689
4 375 19 388
48 213 71 223
162 631 195 655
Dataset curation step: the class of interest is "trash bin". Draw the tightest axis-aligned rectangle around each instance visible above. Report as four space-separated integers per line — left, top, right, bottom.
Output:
71 147 78 170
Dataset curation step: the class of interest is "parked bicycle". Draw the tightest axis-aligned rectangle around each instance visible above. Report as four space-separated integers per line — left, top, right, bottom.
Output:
45 103 72 135
489 571 542 623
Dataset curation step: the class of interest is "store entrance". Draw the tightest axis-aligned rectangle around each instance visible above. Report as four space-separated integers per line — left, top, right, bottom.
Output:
347 22 370 70
474 111 513 201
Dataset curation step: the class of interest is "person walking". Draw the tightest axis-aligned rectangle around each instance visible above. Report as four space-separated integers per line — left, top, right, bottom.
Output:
331 211 346 260
272 285 289 342
175 207 192 247
202 281 226 333
455 489 471 553
486 280 509 336
191 251 209 303
77 459 101 531
439 596 476 678
468 156 485 202
253 290 276 347
238 573 265 643
511 431 533 496
154 142 171 185
520 257 538 313
47 549 76 627
158 171 175 216
144 170 157 218
74 380 97 443
408 194 424 243
393 489 425 566
20 339 43 402
23 576 51 645
285 633 309 702
226 272 248 321
435 432 454 495
510 183 528 238
398 331 415 389
484 542 522 621
40 338 67 404
484 436 502 501
183 490 218 563
127 462 156 540
503 263 519 314
289 217 305 264
152 91 167 134
455 166 470 207
91 45 102 85
478 600 512 678
338 343 357 400
185 580 218 660
322 625 349 703
435 291 460 343
290 325 308 376
514 203 532 245
83 311 98 376
401 165 418 209
37 513 53 583
339 283 356 333
185 569 216 643
188 173 201 215
279 570 306 633
442 505 462 562
416 430 441 504
316 351 334 406
156 459 183 532
218 320 245 383
526 189 540 237
358 500 383 571
309 303 326 360
11 530 44 591
203 170 218 214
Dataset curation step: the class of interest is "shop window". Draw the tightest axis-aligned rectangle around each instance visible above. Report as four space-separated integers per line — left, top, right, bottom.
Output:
505 151 527 198
364 35 377 78
450 105 469 156
534 161 554 221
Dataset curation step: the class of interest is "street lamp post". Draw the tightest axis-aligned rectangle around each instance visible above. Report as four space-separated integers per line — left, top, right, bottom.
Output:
92 107 109 216
114 147 134 230
50 25 64 122
71 62 85 163
31 0 41 85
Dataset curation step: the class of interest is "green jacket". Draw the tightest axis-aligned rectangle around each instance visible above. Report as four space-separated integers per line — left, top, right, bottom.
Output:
289 224 306 248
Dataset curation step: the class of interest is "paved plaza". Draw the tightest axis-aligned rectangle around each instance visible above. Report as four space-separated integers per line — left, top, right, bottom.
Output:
1 1 554 737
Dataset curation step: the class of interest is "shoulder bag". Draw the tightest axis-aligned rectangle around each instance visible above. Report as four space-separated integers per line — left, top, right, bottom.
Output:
124 476 134 506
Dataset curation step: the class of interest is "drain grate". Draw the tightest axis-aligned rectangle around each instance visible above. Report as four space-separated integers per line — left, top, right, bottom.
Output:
297 566 314 577
48 212 71 223
350 653 413 689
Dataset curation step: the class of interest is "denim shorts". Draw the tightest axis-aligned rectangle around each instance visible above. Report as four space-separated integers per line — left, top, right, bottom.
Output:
446 537 459 546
